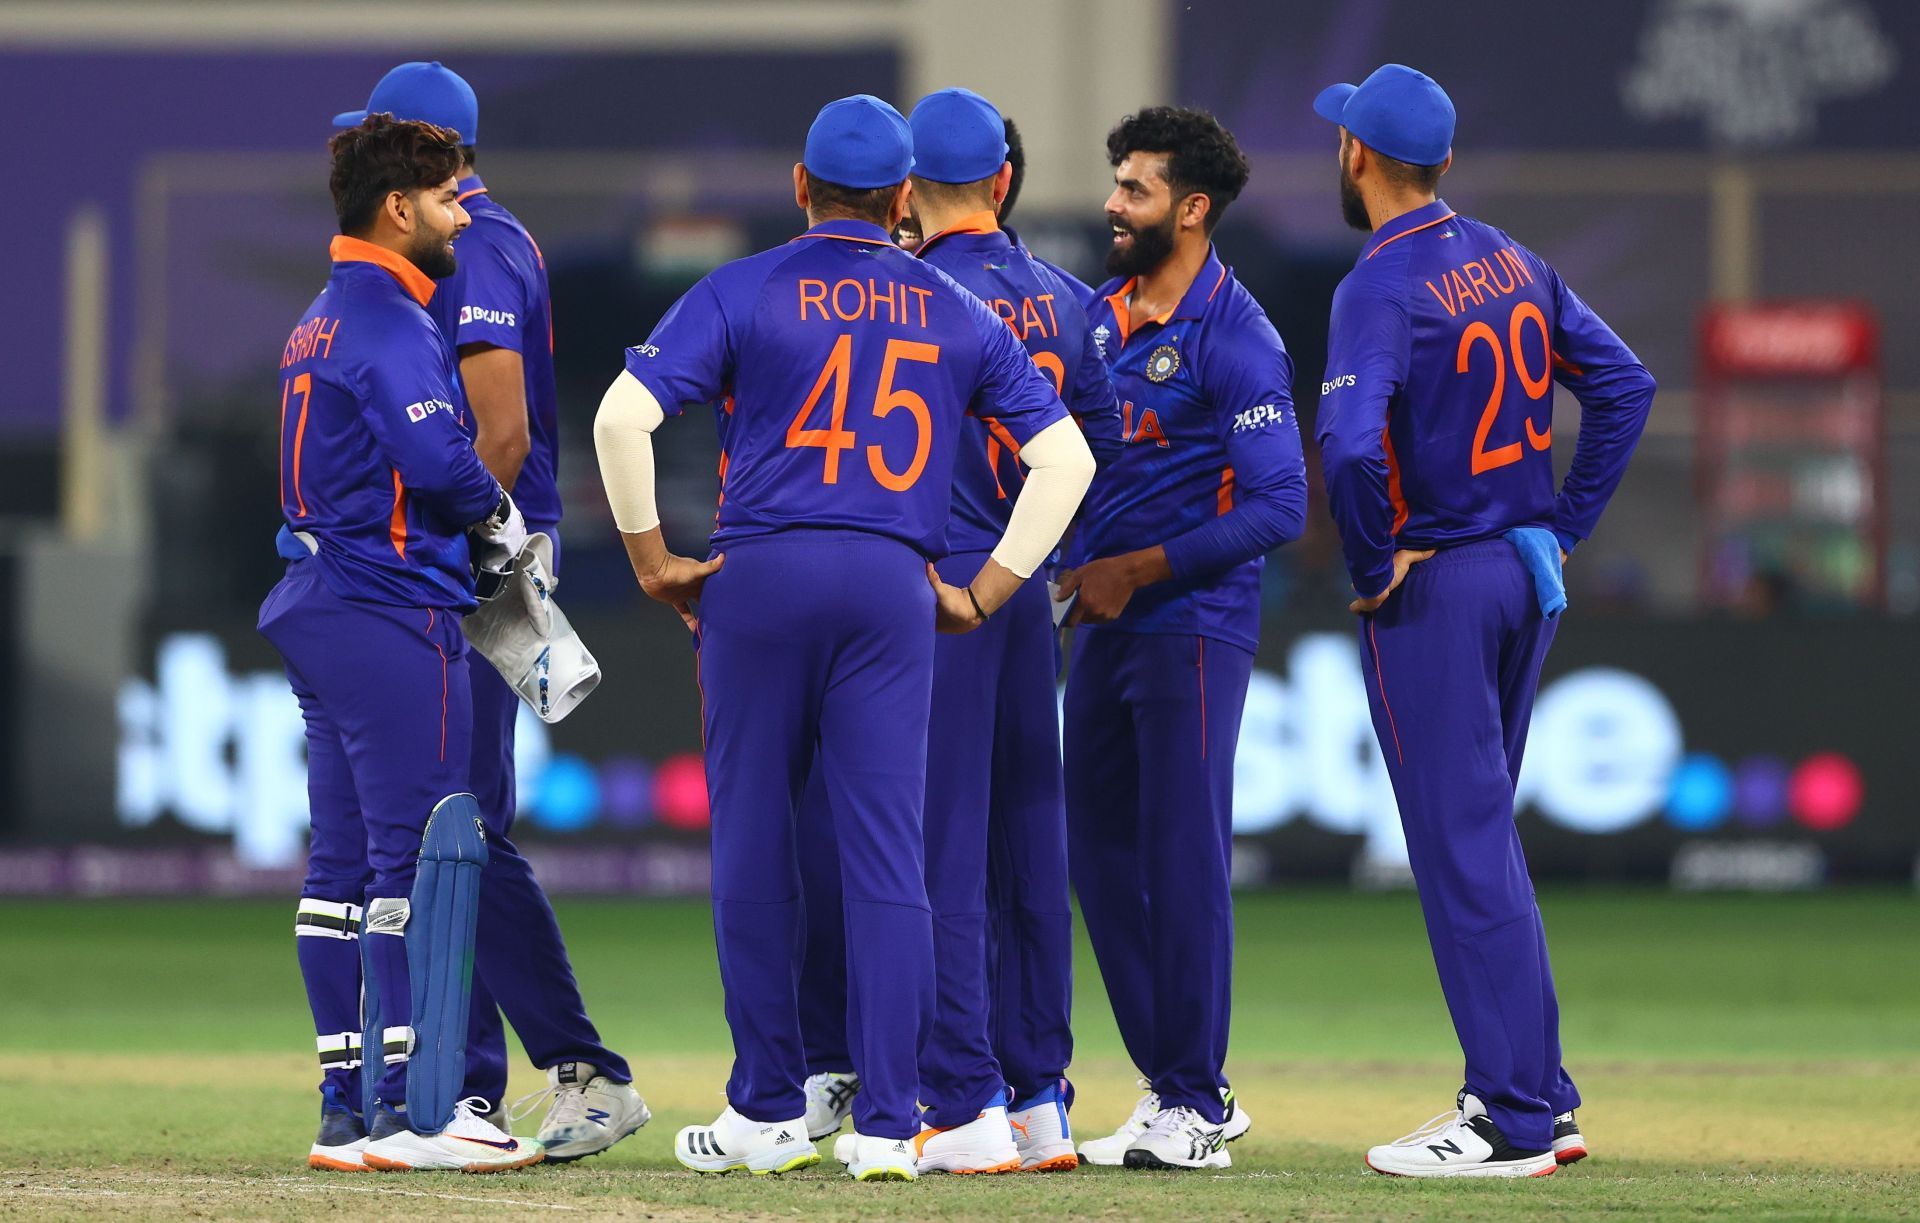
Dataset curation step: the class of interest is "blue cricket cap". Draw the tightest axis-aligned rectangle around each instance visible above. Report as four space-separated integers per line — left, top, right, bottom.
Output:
907 87 1007 184
1313 63 1454 167
804 94 913 189
333 61 480 146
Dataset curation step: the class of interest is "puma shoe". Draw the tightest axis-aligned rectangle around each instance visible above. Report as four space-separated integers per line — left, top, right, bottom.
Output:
803 1071 861 1141
308 1083 369 1172
1552 1110 1588 1164
1364 1092 1556 1178
511 1062 651 1163
1008 1079 1076 1172
1076 1079 1157 1166
675 1105 819 1175
361 1097 545 1172
1121 1105 1232 1170
914 1090 1020 1174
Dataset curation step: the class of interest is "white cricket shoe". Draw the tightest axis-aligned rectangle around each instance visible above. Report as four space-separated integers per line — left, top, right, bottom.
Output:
1552 1110 1588 1164
1121 1105 1232 1170
361 1097 545 1172
832 1131 918 1181
510 1061 651 1163
1008 1079 1077 1172
1076 1079 1158 1166
1365 1092 1557 1178
803 1071 861 1140
915 1092 1020 1174
675 1105 819 1175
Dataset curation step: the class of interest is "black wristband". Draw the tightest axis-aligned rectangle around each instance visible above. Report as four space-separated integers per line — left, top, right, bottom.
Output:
967 586 990 622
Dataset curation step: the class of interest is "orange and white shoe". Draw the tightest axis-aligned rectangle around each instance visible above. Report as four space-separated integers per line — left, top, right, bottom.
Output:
914 1090 1020 1174
308 1085 369 1172
1008 1080 1077 1172
361 1097 544 1172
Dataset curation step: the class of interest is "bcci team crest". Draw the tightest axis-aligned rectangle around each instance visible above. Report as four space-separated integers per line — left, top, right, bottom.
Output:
1146 344 1181 383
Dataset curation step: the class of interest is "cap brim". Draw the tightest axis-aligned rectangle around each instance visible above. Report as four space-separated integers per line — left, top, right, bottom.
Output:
332 109 369 129
1312 84 1356 125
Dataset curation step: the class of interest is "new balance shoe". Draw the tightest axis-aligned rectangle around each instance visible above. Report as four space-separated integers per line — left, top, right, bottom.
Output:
1077 1079 1158 1166
510 1062 651 1163
915 1090 1021 1174
833 1131 918 1181
1008 1079 1077 1172
1122 1105 1232 1170
803 1071 861 1140
308 1083 369 1172
1364 1092 1556 1178
361 1097 545 1172
675 1106 819 1175
1552 1110 1588 1164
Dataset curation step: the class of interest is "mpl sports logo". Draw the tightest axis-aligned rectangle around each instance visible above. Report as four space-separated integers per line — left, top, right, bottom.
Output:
1231 403 1293 433
458 305 517 327
404 398 454 423
1321 373 1358 396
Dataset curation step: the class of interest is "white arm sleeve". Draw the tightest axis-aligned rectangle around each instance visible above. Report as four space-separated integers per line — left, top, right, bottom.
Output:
592 370 667 533
989 416 1097 579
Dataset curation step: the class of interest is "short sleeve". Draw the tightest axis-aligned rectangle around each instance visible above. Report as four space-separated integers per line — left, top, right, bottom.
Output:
625 277 736 416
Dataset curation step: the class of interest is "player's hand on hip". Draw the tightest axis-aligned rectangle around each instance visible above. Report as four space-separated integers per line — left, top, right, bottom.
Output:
1057 555 1140 625
928 563 985 634
642 551 724 632
1348 548 1436 614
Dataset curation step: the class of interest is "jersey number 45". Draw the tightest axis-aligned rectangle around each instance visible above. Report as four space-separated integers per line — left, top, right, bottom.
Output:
787 333 941 492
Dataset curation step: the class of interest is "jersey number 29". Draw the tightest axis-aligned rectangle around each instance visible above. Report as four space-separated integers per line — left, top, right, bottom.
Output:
1460 299 1553 475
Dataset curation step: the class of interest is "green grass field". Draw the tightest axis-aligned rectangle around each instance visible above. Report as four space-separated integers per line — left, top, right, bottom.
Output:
2 890 1915 1219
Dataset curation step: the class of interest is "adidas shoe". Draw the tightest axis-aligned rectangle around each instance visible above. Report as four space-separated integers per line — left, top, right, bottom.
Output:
1552 1110 1588 1164
1121 1105 1232 1170
510 1062 651 1163
915 1090 1020 1174
1008 1079 1077 1172
308 1083 369 1172
803 1071 861 1141
675 1106 819 1175
833 1131 918 1181
1364 1092 1556 1178
1076 1079 1158 1166
361 1097 545 1172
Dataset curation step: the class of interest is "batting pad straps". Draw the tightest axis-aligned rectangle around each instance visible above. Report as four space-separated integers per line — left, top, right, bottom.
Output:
295 898 363 940
317 1031 362 1071
382 1026 416 1066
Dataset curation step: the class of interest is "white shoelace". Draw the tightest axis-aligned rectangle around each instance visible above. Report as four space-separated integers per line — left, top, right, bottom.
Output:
1126 1079 1160 1129
447 1096 509 1138
509 1081 588 1128
1390 1108 1466 1148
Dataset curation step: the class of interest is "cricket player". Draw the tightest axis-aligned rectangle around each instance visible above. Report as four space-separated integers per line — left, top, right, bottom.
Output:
329 60 649 1163
787 88 1121 1175
1061 107 1308 1170
261 114 540 1172
592 95 1095 1182
1312 64 1655 1177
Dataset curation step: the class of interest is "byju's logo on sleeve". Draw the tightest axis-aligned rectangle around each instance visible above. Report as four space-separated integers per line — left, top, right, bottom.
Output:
1320 373 1358 396
458 305 517 327
404 399 454 423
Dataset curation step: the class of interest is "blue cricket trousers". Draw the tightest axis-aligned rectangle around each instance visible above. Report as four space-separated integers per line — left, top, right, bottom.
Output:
1358 538 1580 1150
1063 628 1253 1125
698 529 936 1141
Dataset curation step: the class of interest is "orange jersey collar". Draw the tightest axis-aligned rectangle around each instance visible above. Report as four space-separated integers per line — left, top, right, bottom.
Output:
329 234 436 308
915 210 1001 256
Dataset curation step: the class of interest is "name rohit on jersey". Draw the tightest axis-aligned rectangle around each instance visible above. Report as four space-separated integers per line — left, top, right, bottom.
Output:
459 305 518 327
1232 402 1294 433
404 398 455 423
798 278 934 329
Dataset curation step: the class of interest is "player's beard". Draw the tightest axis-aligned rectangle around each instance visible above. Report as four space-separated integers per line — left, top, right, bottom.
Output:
1106 207 1177 278
410 223 460 280
1339 158 1372 232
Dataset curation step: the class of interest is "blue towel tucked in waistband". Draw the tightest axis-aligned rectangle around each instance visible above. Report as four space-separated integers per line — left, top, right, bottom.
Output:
1504 527 1568 619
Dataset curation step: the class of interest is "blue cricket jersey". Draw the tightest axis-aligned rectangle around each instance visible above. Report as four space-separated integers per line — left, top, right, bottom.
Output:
913 212 1121 555
1316 199 1657 597
1004 224 1098 310
626 218 1071 559
1068 247 1308 653
275 236 503 611
428 173 563 529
